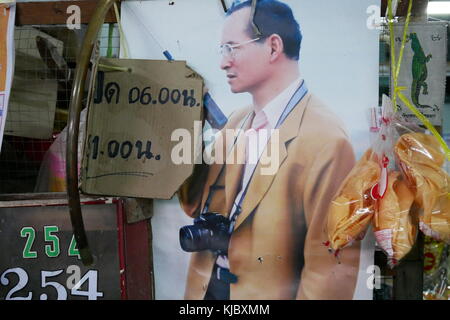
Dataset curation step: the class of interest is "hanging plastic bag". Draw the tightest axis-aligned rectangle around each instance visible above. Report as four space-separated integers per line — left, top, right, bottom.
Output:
373 170 417 267
395 132 450 242
327 95 449 266
368 97 418 266
329 0 450 267
327 148 380 251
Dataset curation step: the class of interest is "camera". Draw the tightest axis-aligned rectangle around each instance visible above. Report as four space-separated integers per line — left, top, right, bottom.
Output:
179 212 231 254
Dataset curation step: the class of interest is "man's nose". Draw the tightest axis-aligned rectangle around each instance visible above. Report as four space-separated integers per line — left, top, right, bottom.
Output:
220 54 232 70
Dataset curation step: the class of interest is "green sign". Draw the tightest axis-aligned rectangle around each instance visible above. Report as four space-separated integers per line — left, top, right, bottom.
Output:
0 201 121 300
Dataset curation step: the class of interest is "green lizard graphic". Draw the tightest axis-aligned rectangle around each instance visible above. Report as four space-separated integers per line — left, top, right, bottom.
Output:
409 32 435 111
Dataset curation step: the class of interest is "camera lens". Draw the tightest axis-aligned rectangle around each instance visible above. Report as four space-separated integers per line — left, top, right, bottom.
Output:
179 225 212 252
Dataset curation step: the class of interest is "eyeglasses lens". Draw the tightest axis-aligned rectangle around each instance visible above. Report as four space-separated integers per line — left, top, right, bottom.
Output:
220 44 233 57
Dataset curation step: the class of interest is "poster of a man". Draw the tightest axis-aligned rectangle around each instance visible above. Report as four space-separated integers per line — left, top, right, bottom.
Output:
122 0 379 300
178 0 360 300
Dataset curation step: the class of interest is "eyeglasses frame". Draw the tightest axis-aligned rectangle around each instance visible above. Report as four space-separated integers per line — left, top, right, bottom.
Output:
219 37 262 58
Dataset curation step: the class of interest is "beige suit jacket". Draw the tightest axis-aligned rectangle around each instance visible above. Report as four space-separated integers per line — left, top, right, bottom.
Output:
178 93 361 300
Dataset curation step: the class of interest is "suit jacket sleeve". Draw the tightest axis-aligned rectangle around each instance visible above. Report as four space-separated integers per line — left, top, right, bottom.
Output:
177 161 210 218
296 137 361 300
177 109 246 218
177 125 227 218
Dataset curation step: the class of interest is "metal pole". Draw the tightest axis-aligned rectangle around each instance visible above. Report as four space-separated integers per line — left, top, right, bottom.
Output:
66 0 118 266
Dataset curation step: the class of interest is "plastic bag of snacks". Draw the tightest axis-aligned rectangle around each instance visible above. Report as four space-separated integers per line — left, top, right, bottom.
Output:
372 170 417 266
327 95 450 266
326 148 380 252
395 132 450 242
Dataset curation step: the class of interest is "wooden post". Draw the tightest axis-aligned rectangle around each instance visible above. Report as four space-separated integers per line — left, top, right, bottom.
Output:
409 0 429 22
393 233 424 299
382 0 428 18
15 0 117 25
123 217 154 299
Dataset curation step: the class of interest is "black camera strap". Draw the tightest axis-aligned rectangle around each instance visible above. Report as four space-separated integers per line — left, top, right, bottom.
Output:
228 80 308 231
203 80 308 217
202 112 253 214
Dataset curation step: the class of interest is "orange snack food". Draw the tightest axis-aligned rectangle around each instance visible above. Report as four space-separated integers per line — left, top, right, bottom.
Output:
327 149 381 250
395 133 450 242
373 171 417 266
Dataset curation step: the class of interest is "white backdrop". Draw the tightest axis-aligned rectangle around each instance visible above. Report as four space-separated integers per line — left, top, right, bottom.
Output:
121 0 380 300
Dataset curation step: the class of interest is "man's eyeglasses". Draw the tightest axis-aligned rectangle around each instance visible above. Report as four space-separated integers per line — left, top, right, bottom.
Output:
219 38 261 58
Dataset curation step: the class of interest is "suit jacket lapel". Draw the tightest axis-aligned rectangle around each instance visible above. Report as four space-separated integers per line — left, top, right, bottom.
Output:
223 113 253 216
200 123 237 212
234 93 311 230
200 160 224 211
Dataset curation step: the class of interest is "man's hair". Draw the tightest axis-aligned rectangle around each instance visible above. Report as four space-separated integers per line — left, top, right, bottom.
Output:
227 0 302 61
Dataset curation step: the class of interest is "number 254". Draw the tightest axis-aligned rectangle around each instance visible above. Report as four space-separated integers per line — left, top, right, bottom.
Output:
20 226 80 259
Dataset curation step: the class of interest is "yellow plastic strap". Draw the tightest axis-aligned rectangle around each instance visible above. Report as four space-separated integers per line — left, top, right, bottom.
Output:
113 2 130 59
393 0 413 95
388 0 450 162
397 91 450 160
388 0 397 110
98 63 130 72
388 0 412 112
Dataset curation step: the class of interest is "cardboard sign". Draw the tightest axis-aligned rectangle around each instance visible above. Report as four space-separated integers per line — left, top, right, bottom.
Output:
81 58 203 199
393 22 447 127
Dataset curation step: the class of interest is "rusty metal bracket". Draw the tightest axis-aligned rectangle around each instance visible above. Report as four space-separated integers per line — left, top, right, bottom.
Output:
66 0 119 266
220 0 227 13
250 0 262 37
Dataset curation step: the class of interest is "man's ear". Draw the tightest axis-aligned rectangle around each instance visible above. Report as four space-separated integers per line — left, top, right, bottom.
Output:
268 34 284 62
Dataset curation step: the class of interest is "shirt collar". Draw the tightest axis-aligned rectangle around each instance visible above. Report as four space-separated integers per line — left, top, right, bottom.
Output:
258 77 303 129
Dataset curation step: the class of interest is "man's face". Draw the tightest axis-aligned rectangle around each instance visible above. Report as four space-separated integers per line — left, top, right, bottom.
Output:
220 8 271 94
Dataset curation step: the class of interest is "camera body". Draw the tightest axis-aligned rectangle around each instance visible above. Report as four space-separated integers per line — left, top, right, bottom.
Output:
179 212 231 254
